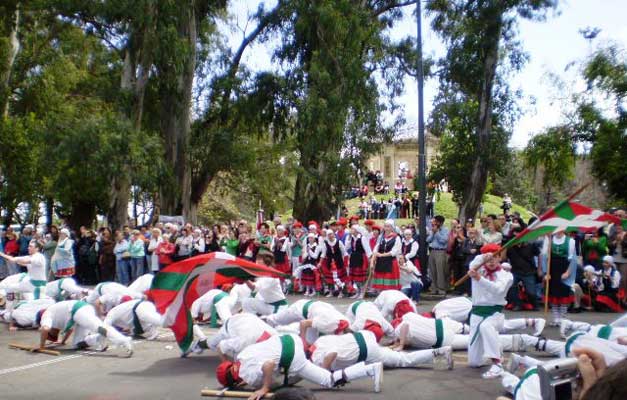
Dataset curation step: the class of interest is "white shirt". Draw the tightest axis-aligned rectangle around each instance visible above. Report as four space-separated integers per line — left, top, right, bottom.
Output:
44 277 81 299
373 290 416 321
347 301 394 336
193 236 206 253
15 252 46 281
541 235 576 259
401 238 419 259
393 312 457 347
213 313 278 359
311 330 378 369
399 260 421 290
11 298 55 327
468 254 514 306
345 234 373 258
308 302 349 334
375 235 402 257
40 300 81 329
254 277 285 304
147 237 163 271
229 283 252 304
128 274 154 293
432 296 472 322
86 282 139 304
237 334 305 389
190 289 231 319
320 239 348 259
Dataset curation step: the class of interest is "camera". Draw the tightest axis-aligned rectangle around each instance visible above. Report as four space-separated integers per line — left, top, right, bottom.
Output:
538 358 579 400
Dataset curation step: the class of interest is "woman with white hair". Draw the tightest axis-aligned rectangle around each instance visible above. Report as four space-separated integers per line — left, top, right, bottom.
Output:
345 224 372 299
50 228 76 278
147 228 163 273
371 220 402 292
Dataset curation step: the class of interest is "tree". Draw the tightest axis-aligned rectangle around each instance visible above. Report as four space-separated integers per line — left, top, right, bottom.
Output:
272 0 415 222
571 45 626 203
426 0 558 222
524 126 575 209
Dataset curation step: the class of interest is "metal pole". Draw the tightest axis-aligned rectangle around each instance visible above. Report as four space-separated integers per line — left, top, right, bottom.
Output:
416 0 428 270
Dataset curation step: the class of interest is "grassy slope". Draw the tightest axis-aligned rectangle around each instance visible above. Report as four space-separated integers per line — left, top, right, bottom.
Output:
343 192 532 225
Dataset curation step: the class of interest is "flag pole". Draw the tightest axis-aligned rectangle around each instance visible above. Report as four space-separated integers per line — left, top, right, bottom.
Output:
544 235 552 314
452 182 590 288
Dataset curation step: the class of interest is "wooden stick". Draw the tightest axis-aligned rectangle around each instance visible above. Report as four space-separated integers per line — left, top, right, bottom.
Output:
544 236 553 315
9 343 61 356
201 389 274 398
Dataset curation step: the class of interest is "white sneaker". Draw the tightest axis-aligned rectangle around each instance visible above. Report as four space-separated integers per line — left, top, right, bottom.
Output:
94 335 109 352
505 353 522 373
123 341 133 358
337 292 344 299
532 318 546 337
325 292 333 298
559 319 572 339
433 346 454 370
481 364 504 379
371 362 383 393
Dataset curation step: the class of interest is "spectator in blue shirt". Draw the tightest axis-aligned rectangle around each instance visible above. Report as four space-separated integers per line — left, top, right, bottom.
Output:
427 215 450 295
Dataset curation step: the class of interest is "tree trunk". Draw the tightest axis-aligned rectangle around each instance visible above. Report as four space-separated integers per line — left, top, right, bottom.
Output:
293 156 335 224
458 10 503 223
68 201 97 231
159 4 196 222
0 2 20 117
45 197 54 228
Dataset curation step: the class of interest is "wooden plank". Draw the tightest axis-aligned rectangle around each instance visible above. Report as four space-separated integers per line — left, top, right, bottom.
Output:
9 343 61 356
201 389 274 398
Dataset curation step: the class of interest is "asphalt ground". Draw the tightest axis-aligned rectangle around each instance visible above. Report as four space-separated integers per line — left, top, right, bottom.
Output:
0 295 618 400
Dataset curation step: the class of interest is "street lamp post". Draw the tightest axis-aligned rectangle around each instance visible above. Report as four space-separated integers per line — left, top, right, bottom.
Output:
416 0 428 270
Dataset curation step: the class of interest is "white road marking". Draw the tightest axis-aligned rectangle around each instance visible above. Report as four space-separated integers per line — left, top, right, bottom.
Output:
0 332 173 376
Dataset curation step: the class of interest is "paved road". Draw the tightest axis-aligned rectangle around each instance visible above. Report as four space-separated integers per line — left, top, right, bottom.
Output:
0 296 617 400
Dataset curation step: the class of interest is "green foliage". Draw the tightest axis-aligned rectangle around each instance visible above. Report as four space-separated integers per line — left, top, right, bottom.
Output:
491 151 536 209
524 126 575 207
571 46 626 203
426 0 557 218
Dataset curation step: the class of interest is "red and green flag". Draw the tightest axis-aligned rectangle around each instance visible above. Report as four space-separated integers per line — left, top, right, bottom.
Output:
147 252 289 352
504 200 617 248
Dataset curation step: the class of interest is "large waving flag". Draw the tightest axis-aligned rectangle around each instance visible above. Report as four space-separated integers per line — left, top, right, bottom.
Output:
148 252 289 352
505 200 616 247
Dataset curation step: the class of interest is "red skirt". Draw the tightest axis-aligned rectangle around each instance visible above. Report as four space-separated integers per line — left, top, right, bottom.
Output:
547 295 574 305
275 258 291 276
349 254 369 283
55 267 75 278
301 268 316 286
321 260 347 285
596 294 622 312
372 257 400 290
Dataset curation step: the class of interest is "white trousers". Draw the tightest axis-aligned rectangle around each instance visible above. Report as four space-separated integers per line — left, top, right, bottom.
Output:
376 347 434 367
241 298 287 316
265 304 303 327
72 306 130 348
296 361 374 389
468 312 504 367
501 370 541 400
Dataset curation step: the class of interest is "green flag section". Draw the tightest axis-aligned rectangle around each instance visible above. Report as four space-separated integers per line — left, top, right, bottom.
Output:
504 200 619 248
148 252 290 352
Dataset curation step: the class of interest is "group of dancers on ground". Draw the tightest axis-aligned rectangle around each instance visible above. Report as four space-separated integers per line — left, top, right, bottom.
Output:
1 237 626 400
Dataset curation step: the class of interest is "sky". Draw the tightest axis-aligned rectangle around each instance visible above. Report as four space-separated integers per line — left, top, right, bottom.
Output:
225 0 626 148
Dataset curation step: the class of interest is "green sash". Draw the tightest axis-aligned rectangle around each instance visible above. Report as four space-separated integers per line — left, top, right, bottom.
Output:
597 325 612 340
564 332 585 356
270 299 288 313
352 332 368 362
55 278 66 301
95 282 109 296
279 335 296 386
434 319 444 348
210 291 229 328
131 300 145 336
302 300 314 319
63 301 89 333
469 305 504 346
513 367 537 398
31 280 46 300
351 301 364 315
